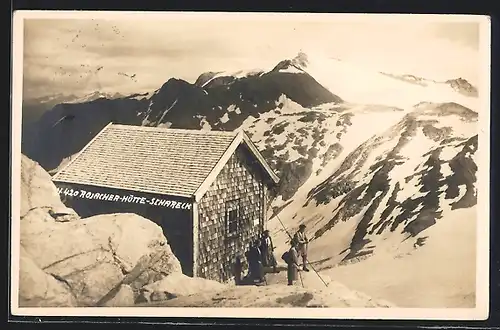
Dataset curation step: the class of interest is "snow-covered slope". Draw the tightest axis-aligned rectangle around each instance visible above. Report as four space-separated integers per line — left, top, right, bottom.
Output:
291 53 479 111
239 95 407 202
324 206 476 308
261 100 478 308
274 101 477 260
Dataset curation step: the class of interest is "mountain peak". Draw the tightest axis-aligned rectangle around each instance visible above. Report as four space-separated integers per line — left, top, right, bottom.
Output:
270 51 311 73
292 51 309 68
445 77 478 97
194 71 222 88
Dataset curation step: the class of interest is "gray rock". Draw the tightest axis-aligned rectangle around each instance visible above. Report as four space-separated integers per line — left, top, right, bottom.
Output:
18 154 184 307
103 284 135 307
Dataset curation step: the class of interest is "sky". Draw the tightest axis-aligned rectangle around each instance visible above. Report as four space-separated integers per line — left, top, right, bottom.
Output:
20 13 486 100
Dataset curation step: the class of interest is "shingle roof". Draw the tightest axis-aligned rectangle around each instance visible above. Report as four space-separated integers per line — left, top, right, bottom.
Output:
53 124 241 197
52 123 278 198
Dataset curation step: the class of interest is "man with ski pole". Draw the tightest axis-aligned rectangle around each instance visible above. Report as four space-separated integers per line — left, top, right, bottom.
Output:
293 224 310 272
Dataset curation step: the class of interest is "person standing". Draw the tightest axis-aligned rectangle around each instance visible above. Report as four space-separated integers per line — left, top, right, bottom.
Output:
246 239 265 283
233 256 243 285
285 239 301 286
293 224 310 272
260 230 277 273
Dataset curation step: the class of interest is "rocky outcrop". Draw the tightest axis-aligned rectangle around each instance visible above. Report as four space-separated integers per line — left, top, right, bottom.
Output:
142 281 394 308
19 246 78 307
136 273 226 304
445 78 478 97
20 154 78 220
20 212 183 307
18 155 183 307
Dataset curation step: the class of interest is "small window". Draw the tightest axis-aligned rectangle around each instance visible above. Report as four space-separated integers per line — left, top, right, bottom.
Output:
226 201 240 237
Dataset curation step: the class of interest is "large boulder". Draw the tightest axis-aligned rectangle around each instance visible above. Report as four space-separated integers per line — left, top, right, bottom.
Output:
18 154 183 307
20 212 182 307
20 155 77 220
18 246 78 307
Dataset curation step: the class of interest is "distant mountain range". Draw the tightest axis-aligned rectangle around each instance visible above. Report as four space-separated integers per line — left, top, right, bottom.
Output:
379 72 478 97
21 91 127 153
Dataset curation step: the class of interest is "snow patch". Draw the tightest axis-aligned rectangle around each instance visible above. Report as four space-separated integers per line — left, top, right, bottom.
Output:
201 68 265 87
200 117 212 130
220 113 230 124
158 98 178 124
451 184 468 206
432 116 477 138
439 144 460 162
279 66 304 74
227 105 242 115
367 186 394 227
440 163 453 178
385 128 439 191
157 122 172 128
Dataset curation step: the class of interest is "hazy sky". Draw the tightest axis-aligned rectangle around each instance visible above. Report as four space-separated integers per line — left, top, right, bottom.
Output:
21 13 485 100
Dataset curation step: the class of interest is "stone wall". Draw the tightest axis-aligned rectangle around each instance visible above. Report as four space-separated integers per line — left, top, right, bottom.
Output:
197 146 268 282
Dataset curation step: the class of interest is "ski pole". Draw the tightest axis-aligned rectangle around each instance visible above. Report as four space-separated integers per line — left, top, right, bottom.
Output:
275 214 329 288
298 268 304 288
275 214 293 240
304 241 329 287
305 257 328 287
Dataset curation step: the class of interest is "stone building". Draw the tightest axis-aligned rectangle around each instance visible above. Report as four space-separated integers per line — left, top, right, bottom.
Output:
52 123 279 282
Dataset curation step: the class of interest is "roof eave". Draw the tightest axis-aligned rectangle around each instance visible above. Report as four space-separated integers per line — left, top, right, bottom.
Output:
241 132 280 185
51 178 195 199
193 131 280 203
52 122 114 181
193 132 243 203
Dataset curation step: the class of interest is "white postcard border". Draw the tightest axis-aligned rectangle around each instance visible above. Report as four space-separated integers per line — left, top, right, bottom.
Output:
10 11 492 320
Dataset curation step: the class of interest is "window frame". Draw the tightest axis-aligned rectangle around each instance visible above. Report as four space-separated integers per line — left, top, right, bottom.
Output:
225 200 240 238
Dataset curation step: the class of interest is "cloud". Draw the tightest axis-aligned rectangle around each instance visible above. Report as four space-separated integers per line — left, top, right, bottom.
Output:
430 22 480 50
21 15 483 100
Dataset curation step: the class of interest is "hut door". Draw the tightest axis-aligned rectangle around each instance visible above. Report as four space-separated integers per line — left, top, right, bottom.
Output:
223 200 240 281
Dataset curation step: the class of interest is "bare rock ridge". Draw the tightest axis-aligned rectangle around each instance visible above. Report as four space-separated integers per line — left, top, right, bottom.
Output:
18 154 395 308
445 78 478 97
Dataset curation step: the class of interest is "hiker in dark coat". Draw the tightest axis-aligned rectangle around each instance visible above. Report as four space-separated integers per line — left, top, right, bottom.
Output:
286 238 301 286
293 224 310 272
260 230 277 273
246 239 264 283
233 256 243 285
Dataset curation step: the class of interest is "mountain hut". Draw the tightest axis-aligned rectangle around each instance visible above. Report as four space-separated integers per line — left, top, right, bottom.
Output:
51 123 279 283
